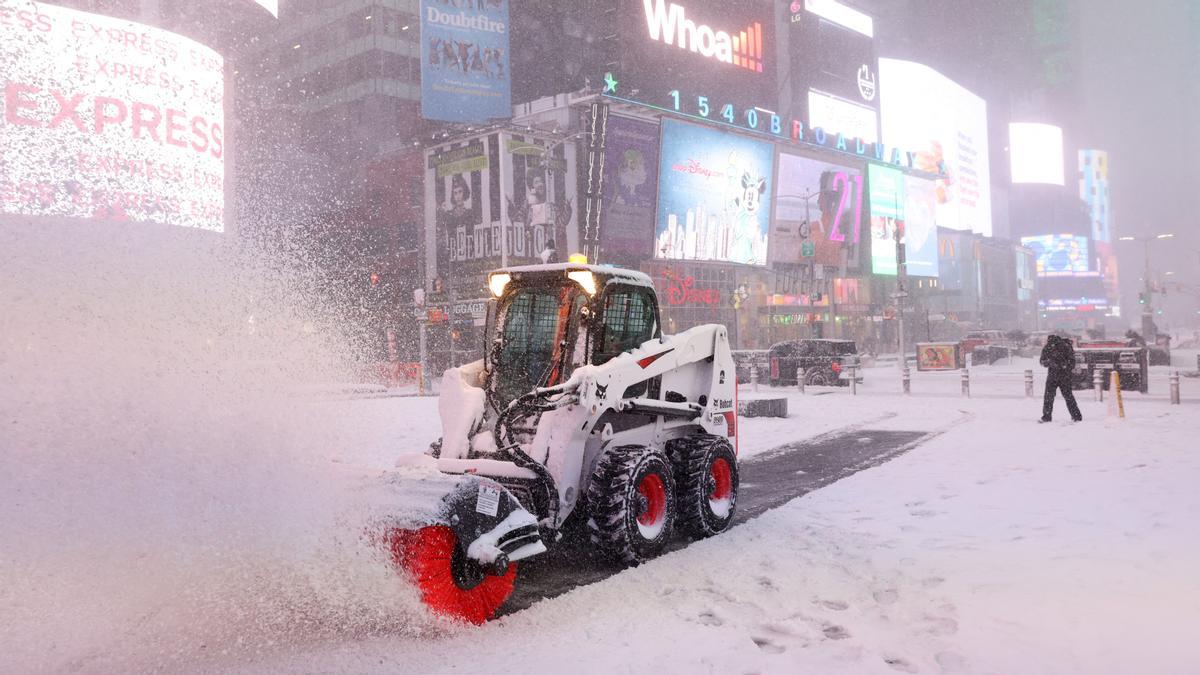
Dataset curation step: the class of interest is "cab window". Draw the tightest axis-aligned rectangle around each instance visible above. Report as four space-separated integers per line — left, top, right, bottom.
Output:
593 286 658 365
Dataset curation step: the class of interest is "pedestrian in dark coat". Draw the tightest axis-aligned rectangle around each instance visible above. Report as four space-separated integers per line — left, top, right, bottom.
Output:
1040 335 1082 422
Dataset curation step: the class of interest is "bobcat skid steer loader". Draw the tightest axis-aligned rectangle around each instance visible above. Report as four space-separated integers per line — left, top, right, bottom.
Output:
383 262 740 623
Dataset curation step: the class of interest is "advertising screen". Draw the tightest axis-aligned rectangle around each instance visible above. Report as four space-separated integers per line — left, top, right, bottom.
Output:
599 116 660 266
1078 149 1110 242
771 153 863 268
1021 234 1092 277
1009 123 1065 186
902 175 939 277
878 59 992 237
867 163 903 275
788 1 879 143
808 90 878 144
655 119 774 266
419 0 511 124
613 0 777 113
424 131 578 287
917 343 961 371
1 1 225 231
251 0 279 17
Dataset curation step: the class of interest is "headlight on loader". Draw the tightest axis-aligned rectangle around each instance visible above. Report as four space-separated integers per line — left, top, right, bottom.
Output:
567 270 597 295
488 272 512 298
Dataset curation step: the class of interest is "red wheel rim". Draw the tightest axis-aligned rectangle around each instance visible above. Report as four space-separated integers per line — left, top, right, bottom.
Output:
709 458 733 501
637 473 667 527
387 525 516 624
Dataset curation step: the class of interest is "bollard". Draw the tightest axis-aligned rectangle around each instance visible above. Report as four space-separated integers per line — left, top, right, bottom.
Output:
1093 369 1104 402
1109 370 1125 418
902 367 911 395
849 366 857 395
751 365 759 393
961 369 970 398
1170 371 1181 405
1024 369 1034 398
797 368 806 395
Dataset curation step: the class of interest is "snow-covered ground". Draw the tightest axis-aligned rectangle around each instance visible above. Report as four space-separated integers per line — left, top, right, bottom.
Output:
4 361 1198 673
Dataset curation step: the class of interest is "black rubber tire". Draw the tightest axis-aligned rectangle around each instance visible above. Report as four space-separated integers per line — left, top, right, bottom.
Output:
587 445 676 565
805 369 831 386
673 435 739 538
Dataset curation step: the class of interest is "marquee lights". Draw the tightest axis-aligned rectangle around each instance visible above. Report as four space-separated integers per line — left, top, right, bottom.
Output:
603 79 930 172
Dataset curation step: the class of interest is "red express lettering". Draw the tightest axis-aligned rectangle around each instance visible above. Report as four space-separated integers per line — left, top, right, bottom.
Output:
2 83 223 159
69 19 179 60
0 8 53 32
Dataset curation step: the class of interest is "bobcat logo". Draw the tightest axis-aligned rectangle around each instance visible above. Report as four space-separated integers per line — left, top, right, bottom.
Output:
594 382 609 399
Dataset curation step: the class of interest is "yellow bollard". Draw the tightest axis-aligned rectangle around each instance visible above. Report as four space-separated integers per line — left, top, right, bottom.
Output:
1108 370 1125 419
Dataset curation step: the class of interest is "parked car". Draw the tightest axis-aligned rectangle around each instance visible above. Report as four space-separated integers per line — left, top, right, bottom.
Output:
960 329 1008 356
768 339 861 387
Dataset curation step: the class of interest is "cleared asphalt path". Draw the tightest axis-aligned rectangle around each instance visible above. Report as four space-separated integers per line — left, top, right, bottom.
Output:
500 425 935 614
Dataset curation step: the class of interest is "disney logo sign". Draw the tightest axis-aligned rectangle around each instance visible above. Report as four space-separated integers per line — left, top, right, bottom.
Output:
663 268 721 306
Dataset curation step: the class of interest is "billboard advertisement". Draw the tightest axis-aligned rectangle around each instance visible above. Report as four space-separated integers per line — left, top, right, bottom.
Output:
1021 234 1092 277
1 1 225 231
867 163 903 275
878 59 992 236
599 116 659 266
789 0 879 143
502 133 578 265
420 0 511 124
613 0 778 112
1009 123 1065 186
1078 149 1110 242
654 119 774 266
424 131 577 289
771 153 863 268
902 175 939 277
916 342 963 371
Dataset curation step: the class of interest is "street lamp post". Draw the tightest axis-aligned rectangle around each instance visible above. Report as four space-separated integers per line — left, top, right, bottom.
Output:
1119 233 1173 341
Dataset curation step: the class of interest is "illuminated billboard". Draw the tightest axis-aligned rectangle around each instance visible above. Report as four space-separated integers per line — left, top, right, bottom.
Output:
420 0 511 124
1021 235 1092 277
1009 123 1065 186
866 165 938 277
902 175 939 277
598 116 660 267
251 0 279 17
867 163 903 275
789 0 879 144
613 0 777 113
1 1 225 231
878 59 992 237
771 153 863 268
808 90 878 144
1078 150 1110 242
655 119 774 266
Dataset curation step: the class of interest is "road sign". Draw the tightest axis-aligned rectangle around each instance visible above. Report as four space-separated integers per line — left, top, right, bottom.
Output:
801 241 815 257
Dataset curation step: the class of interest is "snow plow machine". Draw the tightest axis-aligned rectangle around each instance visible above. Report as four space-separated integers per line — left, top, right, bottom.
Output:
383 262 740 623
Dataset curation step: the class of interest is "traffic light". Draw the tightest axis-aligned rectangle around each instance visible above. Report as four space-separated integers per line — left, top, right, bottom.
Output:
1138 292 1147 305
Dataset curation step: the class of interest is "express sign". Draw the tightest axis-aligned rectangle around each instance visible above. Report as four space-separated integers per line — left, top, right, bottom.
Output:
1 1 225 231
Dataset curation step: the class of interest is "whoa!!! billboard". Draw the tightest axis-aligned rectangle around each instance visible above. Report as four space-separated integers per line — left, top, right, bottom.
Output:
614 0 778 112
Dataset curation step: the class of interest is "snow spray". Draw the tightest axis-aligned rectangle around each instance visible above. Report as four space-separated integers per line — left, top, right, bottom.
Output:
0 226 447 672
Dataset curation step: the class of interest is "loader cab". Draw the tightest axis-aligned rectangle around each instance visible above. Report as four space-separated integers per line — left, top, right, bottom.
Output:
484 264 659 410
